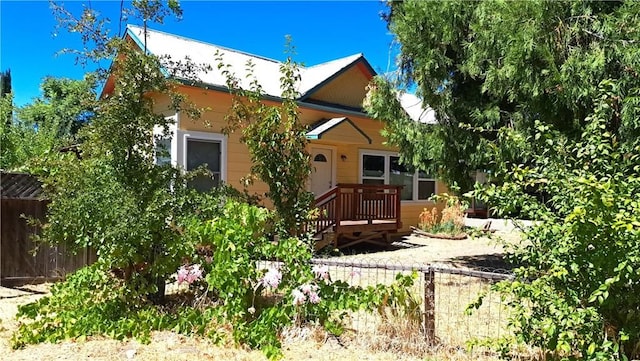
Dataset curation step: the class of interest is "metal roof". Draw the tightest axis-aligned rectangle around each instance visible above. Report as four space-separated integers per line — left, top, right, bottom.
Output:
398 93 437 125
0 172 45 200
127 25 363 99
125 25 437 124
306 117 371 144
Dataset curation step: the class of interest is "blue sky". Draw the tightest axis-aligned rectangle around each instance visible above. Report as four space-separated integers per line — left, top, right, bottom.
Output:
1 1 398 107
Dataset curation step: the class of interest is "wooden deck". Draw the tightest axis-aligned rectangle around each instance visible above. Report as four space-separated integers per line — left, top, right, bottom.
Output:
310 184 402 249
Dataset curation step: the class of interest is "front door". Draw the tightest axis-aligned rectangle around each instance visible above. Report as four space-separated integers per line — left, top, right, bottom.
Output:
310 147 333 196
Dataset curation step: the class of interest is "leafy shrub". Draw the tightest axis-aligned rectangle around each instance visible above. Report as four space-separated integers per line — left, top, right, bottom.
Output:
184 200 419 358
472 84 640 360
13 200 420 360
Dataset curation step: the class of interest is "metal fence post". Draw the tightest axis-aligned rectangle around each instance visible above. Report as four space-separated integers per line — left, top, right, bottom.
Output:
423 267 436 344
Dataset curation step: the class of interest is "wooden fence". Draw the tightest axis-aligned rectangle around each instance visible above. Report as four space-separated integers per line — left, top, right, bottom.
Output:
1 198 96 287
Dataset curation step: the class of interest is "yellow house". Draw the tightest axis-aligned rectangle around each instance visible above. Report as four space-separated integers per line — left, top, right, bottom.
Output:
109 25 446 248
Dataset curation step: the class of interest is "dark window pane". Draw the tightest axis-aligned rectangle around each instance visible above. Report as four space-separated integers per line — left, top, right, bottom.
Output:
362 178 385 185
418 170 432 179
313 154 327 162
418 180 436 200
190 173 220 192
187 139 220 172
390 156 409 173
363 155 385 177
390 156 413 200
187 139 221 191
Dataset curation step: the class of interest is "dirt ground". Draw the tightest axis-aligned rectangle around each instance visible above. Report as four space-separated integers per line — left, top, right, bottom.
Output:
336 230 519 271
0 231 518 361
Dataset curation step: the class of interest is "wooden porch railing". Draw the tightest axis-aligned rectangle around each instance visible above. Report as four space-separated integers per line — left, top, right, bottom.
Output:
309 183 402 237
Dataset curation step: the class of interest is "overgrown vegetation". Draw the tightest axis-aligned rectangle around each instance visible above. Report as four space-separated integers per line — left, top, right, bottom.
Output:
472 86 640 360
0 76 96 171
9 2 419 359
14 200 419 359
371 1 640 359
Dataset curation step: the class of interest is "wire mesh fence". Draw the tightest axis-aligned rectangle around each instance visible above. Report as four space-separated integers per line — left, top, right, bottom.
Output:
1 256 516 360
305 257 514 358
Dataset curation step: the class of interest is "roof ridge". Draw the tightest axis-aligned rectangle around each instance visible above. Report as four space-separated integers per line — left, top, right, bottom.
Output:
126 24 304 68
305 53 363 69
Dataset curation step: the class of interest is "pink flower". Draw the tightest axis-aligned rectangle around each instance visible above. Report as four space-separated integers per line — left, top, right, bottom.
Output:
177 264 204 285
349 270 361 280
308 291 321 304
312 265 330 281
292 289 306 306
177 265 189 285
300 283 318 295
293 283 321 305
261 267 282 289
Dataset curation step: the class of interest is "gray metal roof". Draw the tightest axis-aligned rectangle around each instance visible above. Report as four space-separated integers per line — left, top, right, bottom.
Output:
306 117 372 144
126 25 437 124
0 172 45 200
127 25 363 100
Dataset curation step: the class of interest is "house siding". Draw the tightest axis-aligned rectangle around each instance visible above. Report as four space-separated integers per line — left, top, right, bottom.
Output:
152 85 445 232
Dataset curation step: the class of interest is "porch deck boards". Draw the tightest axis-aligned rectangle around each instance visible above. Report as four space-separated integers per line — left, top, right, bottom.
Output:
310 184 403 250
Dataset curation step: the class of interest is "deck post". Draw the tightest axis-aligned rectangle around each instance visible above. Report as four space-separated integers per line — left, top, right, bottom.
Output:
334 188 342 248
395 185 402 229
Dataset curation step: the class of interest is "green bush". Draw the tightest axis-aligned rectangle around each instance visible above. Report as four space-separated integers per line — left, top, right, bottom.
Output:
472 83 640 360
13 200 419 360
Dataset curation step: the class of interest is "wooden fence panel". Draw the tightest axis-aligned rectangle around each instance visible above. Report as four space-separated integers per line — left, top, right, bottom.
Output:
1 199 95 286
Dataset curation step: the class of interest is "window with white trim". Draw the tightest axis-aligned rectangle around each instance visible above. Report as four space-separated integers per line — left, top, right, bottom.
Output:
186 138 221 191
360 150 436 201
153 123 227 192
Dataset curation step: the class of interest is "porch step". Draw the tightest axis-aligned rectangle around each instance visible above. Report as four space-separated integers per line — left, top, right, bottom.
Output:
313 231 335 251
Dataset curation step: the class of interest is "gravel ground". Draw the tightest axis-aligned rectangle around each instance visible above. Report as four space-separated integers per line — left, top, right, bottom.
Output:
335 230 520 271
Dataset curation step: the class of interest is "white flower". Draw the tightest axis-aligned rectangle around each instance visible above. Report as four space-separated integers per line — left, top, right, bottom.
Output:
261 267 282 289
312 265 330 281
292 289 306 306
248 306 256 315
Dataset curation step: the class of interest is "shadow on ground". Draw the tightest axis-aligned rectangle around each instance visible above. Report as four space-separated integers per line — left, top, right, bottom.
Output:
447 253 514 271
335 237 422 256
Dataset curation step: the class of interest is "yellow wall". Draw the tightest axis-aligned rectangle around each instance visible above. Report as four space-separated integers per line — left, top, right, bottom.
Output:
308 65 371 109
152 85 445 232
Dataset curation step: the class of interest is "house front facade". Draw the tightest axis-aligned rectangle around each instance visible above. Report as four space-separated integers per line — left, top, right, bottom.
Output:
107 26 447 247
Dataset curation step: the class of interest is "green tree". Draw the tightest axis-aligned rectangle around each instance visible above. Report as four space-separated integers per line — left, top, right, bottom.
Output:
219 41 314 237
18 76 97 138
367 1 640 359
0 76 97 171
365 0 640 191
36 0 204 302
0 69 11 98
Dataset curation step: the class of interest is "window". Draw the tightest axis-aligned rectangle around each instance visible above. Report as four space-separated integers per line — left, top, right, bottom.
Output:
360 150 436 201
153 119 177 166
155 137 172 166
362 154 385 185
417 170 436 200
153 122 227 192
313 154 327 162
390 156 415 200
186 138 221 192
